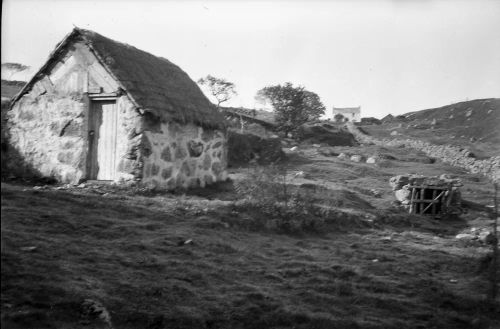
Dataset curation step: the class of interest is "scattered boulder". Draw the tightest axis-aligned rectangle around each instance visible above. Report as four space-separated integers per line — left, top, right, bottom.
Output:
478 231 497 245
81 299 113 328
20 246 37 252
439 174 463 186
389 175 410 191
296 122 358 146
395 188 411 204
455 233 475 241
350 155 365 163
455 228 497 245
228 131 285 166
338 153 349 160
294 171 306 178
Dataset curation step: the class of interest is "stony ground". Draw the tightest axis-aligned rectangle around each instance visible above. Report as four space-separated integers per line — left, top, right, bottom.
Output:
362 98 500 158
1 143 499 329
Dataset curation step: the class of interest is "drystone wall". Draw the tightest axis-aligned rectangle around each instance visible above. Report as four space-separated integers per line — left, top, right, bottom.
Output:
141 121 227 189
347 123 500 181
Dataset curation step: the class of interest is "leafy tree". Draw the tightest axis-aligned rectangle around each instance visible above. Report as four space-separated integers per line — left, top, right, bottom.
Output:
197 75 237 109
256 82 325 136
1 63 30 80
334 113 345 123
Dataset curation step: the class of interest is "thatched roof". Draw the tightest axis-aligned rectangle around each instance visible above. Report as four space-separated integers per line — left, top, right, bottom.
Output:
13 28 225 129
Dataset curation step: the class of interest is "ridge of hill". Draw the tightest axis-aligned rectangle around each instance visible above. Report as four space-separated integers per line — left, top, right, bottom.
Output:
361 98 500 158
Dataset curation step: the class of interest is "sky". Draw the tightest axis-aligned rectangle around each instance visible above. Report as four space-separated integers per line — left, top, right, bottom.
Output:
2 0 500 118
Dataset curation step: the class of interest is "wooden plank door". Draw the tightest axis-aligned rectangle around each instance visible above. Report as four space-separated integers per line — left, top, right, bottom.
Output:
88 100 118 180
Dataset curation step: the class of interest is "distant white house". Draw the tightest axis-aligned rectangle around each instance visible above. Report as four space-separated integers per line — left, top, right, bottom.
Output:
332 106 361 122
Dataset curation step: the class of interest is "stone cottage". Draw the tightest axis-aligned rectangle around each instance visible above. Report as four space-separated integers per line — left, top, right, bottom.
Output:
7 28 227 189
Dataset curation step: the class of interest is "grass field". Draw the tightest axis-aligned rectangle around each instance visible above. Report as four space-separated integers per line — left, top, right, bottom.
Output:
1 144 499 328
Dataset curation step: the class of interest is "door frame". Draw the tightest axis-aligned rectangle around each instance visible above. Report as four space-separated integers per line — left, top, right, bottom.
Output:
86 95 118 180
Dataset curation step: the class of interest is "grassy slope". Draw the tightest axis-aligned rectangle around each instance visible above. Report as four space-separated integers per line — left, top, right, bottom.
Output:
361 98 500 158
2 144 500 329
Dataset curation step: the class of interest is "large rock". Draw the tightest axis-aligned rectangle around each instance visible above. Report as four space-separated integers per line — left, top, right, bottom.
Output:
350 155 365 162
395 188 411 204
296 122 358 146
455 233 476 241
227 130 284 166
478 231 496 244
337 153 349 160
389 175 410 191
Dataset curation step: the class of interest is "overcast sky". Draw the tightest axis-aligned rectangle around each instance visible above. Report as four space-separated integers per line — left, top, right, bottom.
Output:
2 0 500 118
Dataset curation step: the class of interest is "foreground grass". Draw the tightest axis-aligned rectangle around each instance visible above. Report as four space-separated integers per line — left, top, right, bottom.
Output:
1 180 499 329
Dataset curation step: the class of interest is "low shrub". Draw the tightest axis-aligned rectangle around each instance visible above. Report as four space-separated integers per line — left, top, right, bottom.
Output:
234 164 329 233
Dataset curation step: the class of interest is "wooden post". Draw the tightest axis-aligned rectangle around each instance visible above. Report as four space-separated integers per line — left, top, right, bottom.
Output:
409 187 416 214
420 187 425 214
432 189 437 215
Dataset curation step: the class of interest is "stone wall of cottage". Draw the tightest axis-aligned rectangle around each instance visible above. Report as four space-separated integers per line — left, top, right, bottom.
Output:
141 122 227 189
6 41 142 184
7 91 141 184
8 92 88 182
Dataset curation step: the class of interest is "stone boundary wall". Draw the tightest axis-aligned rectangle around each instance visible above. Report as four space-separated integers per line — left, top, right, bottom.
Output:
346 123 500 181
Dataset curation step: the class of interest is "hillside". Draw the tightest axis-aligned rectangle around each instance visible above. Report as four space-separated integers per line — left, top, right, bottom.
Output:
361 98 500 158
2 141 499 328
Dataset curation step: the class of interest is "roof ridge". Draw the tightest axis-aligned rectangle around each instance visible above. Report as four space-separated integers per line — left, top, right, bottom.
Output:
11 27 225 129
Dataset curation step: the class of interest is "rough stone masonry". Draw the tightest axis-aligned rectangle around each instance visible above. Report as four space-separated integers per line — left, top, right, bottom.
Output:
390 174 462 215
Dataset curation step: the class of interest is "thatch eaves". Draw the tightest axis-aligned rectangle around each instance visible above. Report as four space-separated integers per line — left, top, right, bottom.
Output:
12 28 225 129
